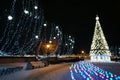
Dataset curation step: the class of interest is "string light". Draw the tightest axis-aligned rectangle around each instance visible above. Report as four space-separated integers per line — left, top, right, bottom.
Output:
8 15 13 20
70 61 120 80
0 0 44 55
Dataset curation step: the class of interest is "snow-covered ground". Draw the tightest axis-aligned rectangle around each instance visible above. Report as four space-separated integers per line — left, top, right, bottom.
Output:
0 61 120 80
0 62 72 80
70 61 120 80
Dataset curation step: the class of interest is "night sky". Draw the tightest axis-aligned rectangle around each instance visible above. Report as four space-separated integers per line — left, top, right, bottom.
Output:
0 0 120 53
39 0 120 53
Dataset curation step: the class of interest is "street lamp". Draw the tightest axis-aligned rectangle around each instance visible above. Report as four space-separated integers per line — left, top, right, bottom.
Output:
45 44 51 66
46 44 50 56
81 50 85 60
81 50 85 54
46 44 50 49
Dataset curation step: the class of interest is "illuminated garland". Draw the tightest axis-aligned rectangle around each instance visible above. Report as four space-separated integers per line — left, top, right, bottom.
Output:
70 61 120 80
0 0 44 55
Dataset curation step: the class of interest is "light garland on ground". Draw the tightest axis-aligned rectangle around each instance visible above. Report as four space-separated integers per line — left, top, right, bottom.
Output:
70 61 120 80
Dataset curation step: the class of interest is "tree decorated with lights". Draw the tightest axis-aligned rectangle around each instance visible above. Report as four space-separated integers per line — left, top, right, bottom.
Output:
89 15 111 62
60 34 75 56
0 0 44 55
36 22 63 56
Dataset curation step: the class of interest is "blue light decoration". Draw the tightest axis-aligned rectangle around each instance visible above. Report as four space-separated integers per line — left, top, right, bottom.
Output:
70 61 120 80
0 0 44 55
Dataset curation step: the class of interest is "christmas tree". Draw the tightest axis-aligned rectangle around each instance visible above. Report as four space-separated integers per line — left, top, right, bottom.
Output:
89 15 111 62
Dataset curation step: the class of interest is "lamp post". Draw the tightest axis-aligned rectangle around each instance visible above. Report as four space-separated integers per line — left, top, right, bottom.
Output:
45 44 50 66
46 44 50 56
81 50 85 60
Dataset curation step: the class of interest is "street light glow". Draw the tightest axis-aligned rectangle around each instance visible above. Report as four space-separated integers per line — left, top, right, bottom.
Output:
81 50 84 54
46 44 50 48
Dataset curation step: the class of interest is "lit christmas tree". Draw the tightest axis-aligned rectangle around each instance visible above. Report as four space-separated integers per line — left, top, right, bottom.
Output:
89 15 111 62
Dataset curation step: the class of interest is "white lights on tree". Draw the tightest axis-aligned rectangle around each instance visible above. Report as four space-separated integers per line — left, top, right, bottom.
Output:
96 16 99 20
43 23 47 26
89 15 111 62
24 9 29 14
0 0 44 55
53 37 56 39
69 36 71 38
57 33 59 36
8 15 13 20
34 6 38 9
49 41 52 43
35 35 38 39
56 26 58 29
72 46 74 49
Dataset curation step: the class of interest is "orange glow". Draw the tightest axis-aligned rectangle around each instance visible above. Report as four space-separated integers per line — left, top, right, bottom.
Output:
81 50 84 54
46 44 50 48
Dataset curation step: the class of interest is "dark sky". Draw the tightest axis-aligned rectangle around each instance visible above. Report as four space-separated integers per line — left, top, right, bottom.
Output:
0 0 120 53
39 0 120 53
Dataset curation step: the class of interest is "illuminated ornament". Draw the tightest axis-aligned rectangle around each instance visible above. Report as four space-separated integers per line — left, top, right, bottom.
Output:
53 37 56 39
8 15 13 20
35 35 38 39
43 23 47 26
69 36 71 38
56 26 58 29
89 15 111 62
57 33 59 36
72 46 74 48
34 6 38 9
34 16 37 19
49 40 52 43
96 15 99 20
24 9 29 14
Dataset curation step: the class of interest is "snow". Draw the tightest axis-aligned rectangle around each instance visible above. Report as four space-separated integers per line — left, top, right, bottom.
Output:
0 61 120 80
0 62 72 80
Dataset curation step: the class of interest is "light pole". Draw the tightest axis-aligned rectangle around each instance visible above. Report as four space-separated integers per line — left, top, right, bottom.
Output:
46 44 50 56
44 44 51 66
81 50 85 60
